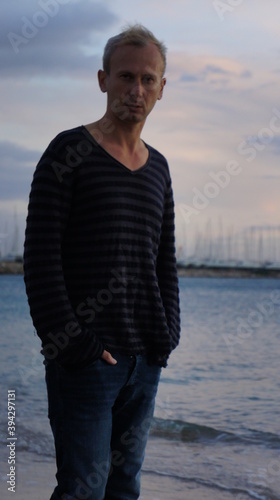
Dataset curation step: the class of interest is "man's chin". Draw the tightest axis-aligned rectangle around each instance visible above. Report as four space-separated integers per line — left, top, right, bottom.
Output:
118 112 145 124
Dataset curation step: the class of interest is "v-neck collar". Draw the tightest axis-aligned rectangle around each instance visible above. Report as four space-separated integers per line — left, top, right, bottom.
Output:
81 125 150 175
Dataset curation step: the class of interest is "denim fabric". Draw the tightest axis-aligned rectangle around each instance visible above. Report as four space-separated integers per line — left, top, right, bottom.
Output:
45 353 161 500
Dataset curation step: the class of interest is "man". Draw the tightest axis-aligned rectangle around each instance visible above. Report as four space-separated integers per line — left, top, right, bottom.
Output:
24 24 180 500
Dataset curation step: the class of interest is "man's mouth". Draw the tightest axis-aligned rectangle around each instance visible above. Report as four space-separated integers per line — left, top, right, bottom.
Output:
125 103 143 110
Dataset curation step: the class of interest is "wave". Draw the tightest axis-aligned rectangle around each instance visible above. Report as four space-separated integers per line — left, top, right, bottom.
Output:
1 421 279 500
1 417 279 460
1 427 55 459
150 417 280 449
142 469 280 500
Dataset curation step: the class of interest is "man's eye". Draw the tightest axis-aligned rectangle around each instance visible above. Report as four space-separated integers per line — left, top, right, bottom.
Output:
144 76 154 84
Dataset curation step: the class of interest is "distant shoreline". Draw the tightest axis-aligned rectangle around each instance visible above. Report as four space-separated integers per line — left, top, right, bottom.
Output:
177 265 280 279
1 261 280 278
0 261 24 274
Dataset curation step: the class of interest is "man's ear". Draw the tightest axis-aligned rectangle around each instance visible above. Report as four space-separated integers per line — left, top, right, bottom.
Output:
158 77 166 100
98 69 108 93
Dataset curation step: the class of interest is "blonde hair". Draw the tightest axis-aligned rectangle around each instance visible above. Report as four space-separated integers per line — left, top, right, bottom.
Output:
103 24 167 75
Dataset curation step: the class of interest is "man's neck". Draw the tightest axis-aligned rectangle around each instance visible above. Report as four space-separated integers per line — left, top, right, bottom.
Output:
85 116 149 171
89 113 145 148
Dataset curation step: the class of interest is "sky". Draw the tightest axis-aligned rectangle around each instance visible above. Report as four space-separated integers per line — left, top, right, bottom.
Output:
1 0 280 262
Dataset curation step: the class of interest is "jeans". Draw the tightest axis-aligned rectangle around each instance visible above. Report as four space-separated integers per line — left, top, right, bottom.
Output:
45 353 161 500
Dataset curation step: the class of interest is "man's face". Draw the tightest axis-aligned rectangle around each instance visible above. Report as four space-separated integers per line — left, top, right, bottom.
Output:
99 42 166 124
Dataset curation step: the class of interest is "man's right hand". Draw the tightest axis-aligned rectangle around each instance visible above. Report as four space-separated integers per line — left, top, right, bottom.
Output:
101 350 117 365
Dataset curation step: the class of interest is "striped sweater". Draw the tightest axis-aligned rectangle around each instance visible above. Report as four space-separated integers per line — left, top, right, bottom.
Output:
23 126 180 369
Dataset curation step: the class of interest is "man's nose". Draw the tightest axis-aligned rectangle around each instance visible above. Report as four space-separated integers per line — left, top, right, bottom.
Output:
130 79 144 98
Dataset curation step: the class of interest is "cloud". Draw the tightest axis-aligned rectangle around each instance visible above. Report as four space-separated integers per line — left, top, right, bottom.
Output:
167 52 254 90
1 0 280 256
1 0 118 77
0 141 40 200
0 45 101 78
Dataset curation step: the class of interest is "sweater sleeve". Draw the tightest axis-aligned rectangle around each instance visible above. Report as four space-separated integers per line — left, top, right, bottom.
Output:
156 178 181 361
23 136 104 370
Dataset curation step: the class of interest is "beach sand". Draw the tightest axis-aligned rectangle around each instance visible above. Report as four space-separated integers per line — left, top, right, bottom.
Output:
2 451 238 500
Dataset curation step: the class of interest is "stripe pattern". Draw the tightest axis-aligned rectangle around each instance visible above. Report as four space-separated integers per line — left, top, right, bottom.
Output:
24 126 180 369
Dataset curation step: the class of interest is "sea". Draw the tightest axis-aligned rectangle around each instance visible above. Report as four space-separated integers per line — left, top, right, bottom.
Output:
0 274 280 500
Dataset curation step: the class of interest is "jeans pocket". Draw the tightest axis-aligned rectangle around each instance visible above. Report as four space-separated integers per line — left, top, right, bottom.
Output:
58 356 101 375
